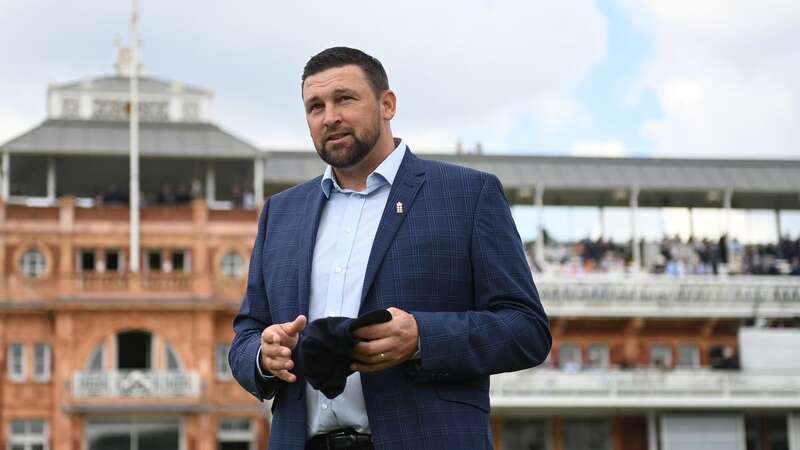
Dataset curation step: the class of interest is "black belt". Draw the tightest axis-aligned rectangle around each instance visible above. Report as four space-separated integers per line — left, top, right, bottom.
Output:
307 428 373 450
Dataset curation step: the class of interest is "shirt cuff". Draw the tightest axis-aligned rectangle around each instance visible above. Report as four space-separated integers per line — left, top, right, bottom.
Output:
412 336 421 360
256 345 276 380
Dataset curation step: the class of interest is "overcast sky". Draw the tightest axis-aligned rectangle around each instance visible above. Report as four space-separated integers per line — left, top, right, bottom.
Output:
2 0 799 159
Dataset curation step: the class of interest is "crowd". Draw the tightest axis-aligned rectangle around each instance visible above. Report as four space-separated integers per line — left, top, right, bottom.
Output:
92 180 256 208
529 234 800 276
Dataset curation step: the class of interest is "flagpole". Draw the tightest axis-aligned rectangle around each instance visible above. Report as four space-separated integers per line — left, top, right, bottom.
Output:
129 0 140 273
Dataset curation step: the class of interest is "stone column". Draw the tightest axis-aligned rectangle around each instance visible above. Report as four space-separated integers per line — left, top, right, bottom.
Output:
630 185 641 271
535 182 545 271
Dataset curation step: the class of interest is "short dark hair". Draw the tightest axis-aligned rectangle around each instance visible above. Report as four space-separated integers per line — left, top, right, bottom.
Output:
302 47 389 97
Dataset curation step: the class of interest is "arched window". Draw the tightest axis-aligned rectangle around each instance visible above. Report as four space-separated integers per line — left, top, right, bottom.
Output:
221 251 244 278
20 249 47 278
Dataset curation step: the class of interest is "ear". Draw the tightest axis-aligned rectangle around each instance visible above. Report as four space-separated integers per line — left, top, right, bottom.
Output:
380 89 396 121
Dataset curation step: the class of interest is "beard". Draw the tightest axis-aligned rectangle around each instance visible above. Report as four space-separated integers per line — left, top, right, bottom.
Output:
315 113 381 169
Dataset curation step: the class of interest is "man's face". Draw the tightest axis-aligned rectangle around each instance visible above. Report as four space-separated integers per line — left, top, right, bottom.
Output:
302 65 383 169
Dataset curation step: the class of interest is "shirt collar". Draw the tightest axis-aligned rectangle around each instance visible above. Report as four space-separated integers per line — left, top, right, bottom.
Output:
320 140 407 198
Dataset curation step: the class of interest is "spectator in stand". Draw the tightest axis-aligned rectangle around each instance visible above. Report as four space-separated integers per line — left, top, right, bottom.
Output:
157 184 176 205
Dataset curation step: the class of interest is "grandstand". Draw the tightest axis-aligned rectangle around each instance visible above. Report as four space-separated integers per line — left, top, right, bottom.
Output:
1 61 799 450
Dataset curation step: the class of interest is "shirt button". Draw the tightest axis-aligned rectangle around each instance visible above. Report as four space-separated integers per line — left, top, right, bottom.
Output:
321 404 328 410
344 227 352 234
335 266 343 273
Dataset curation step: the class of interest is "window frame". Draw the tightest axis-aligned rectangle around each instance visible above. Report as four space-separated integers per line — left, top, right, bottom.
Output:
33 343 51 382
217 417 254 450
220 250 245 278
215 343 232 380
20 249 47 278
7 343 26 382
8 419 49 450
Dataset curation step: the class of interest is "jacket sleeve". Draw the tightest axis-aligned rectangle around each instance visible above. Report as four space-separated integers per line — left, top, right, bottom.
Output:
410 174 551 383
229 199 281 400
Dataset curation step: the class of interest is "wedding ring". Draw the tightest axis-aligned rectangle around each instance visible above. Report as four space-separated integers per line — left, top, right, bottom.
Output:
380 353 385 360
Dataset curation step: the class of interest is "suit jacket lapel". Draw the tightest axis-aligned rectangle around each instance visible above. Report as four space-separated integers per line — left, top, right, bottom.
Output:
297 184 327 318
360 151 426 305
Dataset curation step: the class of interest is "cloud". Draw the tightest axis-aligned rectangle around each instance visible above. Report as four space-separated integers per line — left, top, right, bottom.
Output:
617 0 800 158
571 139 626 157
0 0 607 151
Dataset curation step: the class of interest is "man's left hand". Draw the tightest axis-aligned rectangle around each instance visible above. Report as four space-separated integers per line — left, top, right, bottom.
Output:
351 307 418 373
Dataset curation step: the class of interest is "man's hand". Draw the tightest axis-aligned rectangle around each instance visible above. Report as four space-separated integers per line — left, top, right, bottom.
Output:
351 307 418 373
260 315 307 383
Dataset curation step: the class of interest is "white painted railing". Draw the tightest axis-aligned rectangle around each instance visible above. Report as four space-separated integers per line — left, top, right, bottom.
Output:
490 368 800 409
72 370 200 398
536 275 800 317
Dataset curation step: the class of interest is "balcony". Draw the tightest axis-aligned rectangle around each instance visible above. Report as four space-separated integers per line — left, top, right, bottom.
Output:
72 370 201 398
537 275 800 318
490 368 800 410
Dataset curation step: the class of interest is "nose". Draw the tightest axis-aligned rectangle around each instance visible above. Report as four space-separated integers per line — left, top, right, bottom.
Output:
322 104 341 128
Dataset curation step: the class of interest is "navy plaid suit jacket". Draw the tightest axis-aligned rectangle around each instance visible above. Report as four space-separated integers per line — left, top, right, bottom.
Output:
230 149 551 450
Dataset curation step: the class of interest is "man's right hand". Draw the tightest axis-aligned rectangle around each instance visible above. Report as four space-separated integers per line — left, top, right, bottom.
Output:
260 315 307 383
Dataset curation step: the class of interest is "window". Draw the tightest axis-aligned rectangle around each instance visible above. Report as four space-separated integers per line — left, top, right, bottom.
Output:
502 419 548 450
147 250 162 272
183 101 199 121
87 343 106 372
164 344 182 372
8 419 48 450
106 250 121 272
80 249 96 272
171 250 190 273
87 418 178 450
33 343 51 382
677 345 700 368
117 331 152 370
8 343 25 381
587 344 610 369
650 345 673 368
559 344 582 371
218 417 253 450
221 251 244 278
62 98 80 118
20 249 46 278
562 419 609 450
216 343 232 380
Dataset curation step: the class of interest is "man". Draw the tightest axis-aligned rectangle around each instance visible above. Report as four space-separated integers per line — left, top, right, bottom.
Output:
230 47 550 450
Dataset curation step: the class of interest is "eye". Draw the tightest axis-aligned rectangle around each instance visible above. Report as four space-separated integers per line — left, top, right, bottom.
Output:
307 103 322 114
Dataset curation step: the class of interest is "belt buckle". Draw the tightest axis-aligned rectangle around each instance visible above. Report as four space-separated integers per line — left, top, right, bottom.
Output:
328 430 358 449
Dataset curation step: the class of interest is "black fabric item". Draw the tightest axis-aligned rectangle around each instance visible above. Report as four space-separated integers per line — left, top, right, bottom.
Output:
307 428 373 450
296 309 392 399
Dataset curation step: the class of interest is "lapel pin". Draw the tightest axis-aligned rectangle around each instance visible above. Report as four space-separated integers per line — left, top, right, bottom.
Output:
395 201 404 214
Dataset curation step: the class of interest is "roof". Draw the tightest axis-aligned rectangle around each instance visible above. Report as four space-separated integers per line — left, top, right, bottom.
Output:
1 119 259 159
262 150 800 208
52 75 210 96
262 151 800 193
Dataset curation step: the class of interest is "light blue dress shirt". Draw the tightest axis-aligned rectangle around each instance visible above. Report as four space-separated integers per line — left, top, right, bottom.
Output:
305 141 406 436
254 142 407 435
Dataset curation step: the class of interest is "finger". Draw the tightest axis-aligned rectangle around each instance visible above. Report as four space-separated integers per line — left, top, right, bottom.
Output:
271 369 297 383
262 327 289 346
283 315 307 336
351 322 392 340
352 338 394 360
265 356 294 372
351 360 395 373
262 344 291 359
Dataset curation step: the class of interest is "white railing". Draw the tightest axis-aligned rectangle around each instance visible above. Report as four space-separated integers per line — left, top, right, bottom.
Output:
536 275 800 317
490 368 800 409
72 370 201 398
